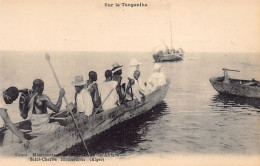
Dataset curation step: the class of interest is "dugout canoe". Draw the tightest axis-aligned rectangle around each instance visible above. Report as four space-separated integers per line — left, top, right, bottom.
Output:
0 79 170 156
209 76 260 99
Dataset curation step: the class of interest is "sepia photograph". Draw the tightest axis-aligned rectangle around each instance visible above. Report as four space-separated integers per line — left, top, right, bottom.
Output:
0 0 259 165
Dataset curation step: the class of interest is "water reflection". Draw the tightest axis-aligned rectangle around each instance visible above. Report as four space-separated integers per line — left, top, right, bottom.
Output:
59 102 169 156
211 94 260 111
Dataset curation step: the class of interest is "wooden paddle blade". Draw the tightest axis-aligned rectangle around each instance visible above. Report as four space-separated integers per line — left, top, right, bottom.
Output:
45 53 50 61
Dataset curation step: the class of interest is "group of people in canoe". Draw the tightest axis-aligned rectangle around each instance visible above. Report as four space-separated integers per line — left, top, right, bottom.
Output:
0 58 166 148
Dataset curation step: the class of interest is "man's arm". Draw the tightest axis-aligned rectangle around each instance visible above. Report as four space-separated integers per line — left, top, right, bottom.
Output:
0 109 28 144
45 88 65 113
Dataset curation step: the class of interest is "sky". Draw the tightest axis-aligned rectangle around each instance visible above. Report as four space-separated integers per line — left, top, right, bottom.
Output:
0 0 259 52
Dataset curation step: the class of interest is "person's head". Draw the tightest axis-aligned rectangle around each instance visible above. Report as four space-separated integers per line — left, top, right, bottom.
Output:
105 70 112 80
32 79 44 94
111 63 123 76
133 70 140 80
3 86 19 104
71 75 87 93
113 70 122 76
89 71 97 82
75 85 84 94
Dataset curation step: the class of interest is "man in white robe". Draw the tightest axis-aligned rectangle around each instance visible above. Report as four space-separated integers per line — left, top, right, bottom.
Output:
72 76 93 116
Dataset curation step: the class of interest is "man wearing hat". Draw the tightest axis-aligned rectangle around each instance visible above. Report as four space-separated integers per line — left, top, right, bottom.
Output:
72 76 93 116
0 86 30 147
147 64 166 92
111 63 127 105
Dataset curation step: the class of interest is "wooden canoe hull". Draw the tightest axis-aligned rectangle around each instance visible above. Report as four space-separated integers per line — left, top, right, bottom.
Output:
153 53 183 62
0 80 170 156
209 77 260 99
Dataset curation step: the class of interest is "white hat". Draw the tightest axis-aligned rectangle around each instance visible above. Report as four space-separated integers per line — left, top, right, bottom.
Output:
111 63 123 73
153 64 163 71
71 75 87 86
129 58 142 66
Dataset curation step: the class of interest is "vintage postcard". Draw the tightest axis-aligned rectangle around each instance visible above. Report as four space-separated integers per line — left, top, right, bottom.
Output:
0 0 259 166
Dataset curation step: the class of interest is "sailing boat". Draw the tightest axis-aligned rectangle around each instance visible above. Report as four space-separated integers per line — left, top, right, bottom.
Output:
153 18 184 62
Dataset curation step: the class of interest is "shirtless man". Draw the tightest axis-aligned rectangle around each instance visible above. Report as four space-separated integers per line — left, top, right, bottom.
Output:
85 71 101 110
0 86 30 147
28 79 65 134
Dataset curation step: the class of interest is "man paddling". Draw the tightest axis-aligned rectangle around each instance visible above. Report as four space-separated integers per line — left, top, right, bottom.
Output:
28 79 65 135
0 87 30 148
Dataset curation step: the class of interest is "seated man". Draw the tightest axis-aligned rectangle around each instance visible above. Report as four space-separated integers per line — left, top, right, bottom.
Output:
0 86 29 147
126 70 145 103
72 75 93 116
147 64 166 92
99 70 118 110
85 71 101 110
127 59 147 94
28 79 64 135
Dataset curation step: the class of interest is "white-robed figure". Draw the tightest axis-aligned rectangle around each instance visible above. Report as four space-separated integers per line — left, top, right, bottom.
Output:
126 70 145 102
98 70 119 110
147 64 166 92
126 59 147 99
72 76 93 116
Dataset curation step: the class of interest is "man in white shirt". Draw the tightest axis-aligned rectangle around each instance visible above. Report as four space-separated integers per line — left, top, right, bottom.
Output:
72 76 93 116
99 70 118 110
0 86 29 148
126 70 145 102
127 59 147 94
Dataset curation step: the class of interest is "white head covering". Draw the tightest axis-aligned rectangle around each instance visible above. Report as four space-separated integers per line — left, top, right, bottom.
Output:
71 75 87 86
129 58 142 66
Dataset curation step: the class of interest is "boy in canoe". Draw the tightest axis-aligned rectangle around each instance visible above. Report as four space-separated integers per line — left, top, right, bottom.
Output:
0 87 30 148
27 79 65 135
126 70 145 103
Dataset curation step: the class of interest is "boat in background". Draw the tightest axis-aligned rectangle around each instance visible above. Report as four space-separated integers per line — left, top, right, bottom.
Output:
152 18 184 62
153 47 184 62
209 68 260 99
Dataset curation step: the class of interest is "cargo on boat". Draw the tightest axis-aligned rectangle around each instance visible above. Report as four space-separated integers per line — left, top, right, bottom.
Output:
0 79 170 156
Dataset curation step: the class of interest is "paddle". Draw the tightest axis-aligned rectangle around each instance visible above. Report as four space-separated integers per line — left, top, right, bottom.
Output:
45 53 90 155
92 88 115 115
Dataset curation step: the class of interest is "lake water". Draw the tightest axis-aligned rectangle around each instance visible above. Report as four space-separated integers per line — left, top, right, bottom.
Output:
0 51 260 155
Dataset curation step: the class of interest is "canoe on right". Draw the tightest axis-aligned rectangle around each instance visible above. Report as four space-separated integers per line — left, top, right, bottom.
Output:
209 76 260 99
